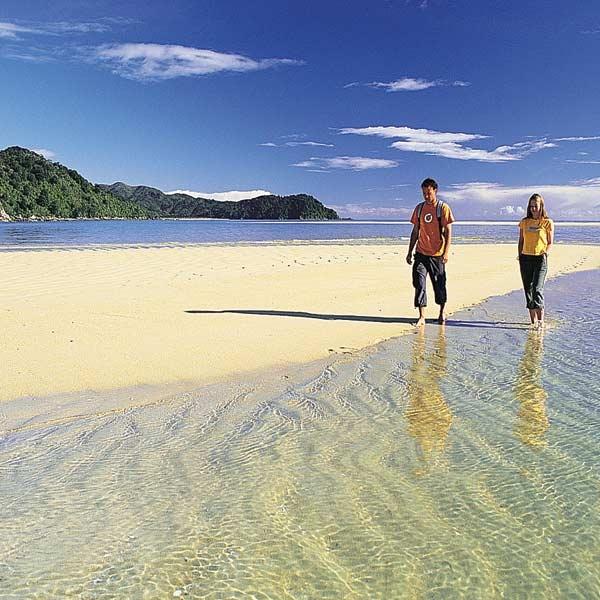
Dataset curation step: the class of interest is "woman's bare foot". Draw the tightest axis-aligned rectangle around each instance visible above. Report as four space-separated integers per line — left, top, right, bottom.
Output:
415 317 426 327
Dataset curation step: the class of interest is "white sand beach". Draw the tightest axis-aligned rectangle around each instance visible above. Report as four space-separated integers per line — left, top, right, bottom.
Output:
2 242 599 402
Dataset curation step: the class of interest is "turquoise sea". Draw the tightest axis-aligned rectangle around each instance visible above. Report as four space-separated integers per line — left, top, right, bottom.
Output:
1 269 599 597
1 219 599 248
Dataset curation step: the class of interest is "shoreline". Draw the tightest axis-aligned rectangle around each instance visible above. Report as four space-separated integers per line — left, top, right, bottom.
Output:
1 265 595 439
0 274 558 435
2 242 599 405
2 218 600 225
0 237 598 254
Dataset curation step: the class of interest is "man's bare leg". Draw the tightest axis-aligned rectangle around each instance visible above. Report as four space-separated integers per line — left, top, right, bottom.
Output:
415 306 426 327
438 304 447 324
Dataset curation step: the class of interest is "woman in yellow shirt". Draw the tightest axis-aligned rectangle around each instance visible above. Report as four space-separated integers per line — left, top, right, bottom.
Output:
518 193 554 328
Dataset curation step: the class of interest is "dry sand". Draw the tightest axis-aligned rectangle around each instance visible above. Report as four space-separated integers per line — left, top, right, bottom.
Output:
2 242 599 402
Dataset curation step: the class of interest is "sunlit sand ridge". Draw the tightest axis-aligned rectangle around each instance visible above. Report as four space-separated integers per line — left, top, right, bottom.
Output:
2 242 599 402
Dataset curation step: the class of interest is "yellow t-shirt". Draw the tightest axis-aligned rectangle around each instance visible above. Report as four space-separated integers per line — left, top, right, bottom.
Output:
519 218 553 256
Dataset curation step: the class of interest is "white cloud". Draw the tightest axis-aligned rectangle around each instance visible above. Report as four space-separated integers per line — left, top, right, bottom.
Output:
0 22 37 39
1 48 56 62
329 203 413 218
365 77 470 92
92 43 302 81
323 180 600 220
260 141 334 148
30 148 56 159
406 138 556 162
444 180 600 219
339 125 556 162
403 0 431 9
286 141 334 147
365 184 412 191
340 125 486 143
293 156 399 171
166 189 272 202
0 18 134 63
566 159 600 164
499 205 525 216
370 77 438 92
45 21 112 34
555 135 600 141
0 19 115 39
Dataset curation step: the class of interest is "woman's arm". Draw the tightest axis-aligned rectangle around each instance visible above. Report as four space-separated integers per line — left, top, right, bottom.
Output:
518 228 524 257
546 221 553 253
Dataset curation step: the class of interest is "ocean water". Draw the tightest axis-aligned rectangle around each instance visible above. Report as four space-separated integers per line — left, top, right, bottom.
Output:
1 270 599 598
0 219 599 248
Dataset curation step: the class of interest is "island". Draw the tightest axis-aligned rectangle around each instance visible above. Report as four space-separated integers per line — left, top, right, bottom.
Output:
0 147 339 221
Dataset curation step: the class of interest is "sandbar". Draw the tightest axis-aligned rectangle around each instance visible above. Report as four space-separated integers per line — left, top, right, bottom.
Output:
2 242 599 402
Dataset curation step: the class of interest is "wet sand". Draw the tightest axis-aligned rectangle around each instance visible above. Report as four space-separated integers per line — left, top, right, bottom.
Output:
2 242 599 402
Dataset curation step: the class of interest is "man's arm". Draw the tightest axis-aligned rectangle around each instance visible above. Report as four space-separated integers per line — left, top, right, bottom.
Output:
441 224 452 264
406 225 418 265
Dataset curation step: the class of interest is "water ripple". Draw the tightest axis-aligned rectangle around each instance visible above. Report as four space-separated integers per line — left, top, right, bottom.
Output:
1 270 599 597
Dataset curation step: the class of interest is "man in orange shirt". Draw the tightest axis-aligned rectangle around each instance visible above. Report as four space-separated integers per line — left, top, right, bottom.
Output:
406 178 455 326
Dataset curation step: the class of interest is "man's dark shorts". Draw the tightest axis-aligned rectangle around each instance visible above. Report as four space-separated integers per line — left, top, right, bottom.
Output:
412 252 447 307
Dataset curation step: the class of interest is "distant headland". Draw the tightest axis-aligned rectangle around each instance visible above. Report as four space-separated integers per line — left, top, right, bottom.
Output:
0 147 339 222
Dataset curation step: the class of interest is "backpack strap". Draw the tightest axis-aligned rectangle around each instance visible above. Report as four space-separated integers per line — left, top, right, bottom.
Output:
436 200 444 221
437 200 445 238
416 201 425 225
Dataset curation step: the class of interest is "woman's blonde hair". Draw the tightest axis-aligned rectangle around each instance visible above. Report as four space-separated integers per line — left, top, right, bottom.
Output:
526 193 548 219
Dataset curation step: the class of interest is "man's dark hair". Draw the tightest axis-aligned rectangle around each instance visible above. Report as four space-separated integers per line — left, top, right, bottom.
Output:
421 178 438 190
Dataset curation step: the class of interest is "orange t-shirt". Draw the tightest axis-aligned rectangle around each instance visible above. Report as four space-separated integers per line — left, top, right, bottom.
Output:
410 201 455 256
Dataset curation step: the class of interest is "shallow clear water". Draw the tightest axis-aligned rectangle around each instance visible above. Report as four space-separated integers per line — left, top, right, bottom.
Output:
1 270 599 598
1 219 599 248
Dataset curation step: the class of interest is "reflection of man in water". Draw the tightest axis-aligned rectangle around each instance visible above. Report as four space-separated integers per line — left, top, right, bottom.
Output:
515 330 549 448
406 326 452 472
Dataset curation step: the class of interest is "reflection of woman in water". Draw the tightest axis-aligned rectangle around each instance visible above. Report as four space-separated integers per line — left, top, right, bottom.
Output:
406 326 452 472
514 330 549 448
518 193 554 329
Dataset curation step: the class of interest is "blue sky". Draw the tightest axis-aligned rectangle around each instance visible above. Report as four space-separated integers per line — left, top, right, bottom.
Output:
1 0 599 219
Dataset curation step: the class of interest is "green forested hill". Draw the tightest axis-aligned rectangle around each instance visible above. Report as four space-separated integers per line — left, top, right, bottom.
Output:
101 182 340 220
0 146 339 221
0 147 149 220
